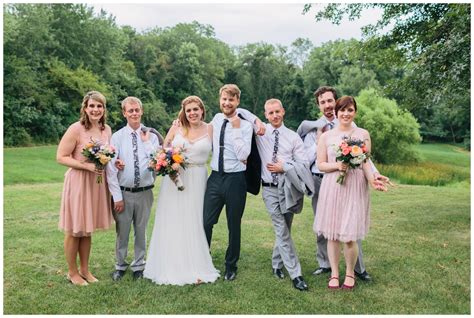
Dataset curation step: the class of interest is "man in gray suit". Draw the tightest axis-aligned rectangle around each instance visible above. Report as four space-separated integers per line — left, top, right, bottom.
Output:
240 99 313 291
107 96 160 281
297 86 389 282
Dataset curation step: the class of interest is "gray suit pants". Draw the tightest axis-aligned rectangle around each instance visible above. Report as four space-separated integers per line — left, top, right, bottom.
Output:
113 189 153 272
262 187 302 279
312 174 366 274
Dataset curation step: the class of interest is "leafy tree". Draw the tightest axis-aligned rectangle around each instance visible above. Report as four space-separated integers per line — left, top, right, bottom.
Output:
232 43 292 115
288 37 313 67
304 3 471 144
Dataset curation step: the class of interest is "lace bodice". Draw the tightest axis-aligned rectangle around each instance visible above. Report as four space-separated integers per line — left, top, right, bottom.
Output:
172 132 212 165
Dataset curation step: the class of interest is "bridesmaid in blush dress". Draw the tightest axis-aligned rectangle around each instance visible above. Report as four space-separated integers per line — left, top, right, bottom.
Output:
57 91 114 286
314 96 384 290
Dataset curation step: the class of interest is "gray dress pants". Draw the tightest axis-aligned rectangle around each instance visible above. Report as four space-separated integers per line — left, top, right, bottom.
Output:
113 189 153 272
262 186 302 279
312 174 366 273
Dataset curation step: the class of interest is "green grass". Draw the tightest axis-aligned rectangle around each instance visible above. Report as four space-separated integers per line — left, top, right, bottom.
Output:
4 146 67 185
378 143 470 186
3 144 471 314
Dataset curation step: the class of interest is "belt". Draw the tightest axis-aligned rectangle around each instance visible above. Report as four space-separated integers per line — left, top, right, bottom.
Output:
312 173 324 178
261 181 278 188
120 185 154 193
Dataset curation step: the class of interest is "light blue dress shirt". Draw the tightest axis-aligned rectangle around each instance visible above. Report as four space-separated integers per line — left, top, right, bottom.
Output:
106 124 161 202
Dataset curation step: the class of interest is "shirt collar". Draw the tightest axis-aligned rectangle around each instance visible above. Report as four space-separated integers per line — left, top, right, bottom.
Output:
268 123 286 134
125 124 142 135
323 117 337 126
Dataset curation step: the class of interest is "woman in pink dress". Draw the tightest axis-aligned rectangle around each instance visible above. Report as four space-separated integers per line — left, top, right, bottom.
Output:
57 91 114 286
314 96 382 290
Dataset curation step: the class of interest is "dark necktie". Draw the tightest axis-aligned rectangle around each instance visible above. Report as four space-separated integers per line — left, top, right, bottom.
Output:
218 119 229 173
132 131 140 188
271 129 280 185
323 121 335 132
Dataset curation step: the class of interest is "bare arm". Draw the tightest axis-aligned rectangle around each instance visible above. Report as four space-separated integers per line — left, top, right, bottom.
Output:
56 124 95 172
317 133 347 173
163 125 178 148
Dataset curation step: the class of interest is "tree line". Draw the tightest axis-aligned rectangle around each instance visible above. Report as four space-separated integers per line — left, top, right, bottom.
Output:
3 4 470 159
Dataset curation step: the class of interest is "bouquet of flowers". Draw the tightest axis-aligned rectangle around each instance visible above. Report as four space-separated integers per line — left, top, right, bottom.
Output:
81 138 116 183
334 136 370 185
148 147 188 191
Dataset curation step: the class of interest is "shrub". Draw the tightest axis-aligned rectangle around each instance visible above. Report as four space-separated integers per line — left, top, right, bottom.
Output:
355 89 421 164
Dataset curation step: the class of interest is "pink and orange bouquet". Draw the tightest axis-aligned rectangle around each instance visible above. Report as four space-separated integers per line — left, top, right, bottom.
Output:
334 136 370 185
81 138 116 183
148 147 188 191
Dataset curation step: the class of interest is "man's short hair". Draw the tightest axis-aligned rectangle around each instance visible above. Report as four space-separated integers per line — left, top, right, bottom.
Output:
219 84 241 99
313 86 338 105
264 98 283 110
121 96 143 111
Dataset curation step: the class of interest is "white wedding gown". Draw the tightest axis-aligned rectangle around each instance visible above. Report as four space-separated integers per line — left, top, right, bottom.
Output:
143 131 220 285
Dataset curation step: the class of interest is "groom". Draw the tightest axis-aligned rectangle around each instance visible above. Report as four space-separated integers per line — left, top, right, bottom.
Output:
203 84 253 281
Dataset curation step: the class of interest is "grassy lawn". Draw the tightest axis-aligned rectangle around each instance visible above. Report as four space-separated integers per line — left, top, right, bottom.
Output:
378 143 470 186
3 143 470 314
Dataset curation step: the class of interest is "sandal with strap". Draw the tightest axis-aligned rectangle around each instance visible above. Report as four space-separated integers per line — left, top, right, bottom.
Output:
327 276 340 289
66 273 88 286
341 274 356 290
79 271 99 283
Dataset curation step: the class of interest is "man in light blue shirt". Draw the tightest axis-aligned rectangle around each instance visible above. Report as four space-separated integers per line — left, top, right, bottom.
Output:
203 84 253 281
107 96 160 281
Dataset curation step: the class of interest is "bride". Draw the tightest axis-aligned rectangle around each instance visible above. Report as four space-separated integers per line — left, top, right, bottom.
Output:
143 96 220 285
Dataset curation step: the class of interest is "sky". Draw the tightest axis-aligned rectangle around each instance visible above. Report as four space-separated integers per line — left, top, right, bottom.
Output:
93 3 384 47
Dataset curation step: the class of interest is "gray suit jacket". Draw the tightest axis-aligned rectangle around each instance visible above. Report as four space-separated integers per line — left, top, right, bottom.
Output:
296 118 327 140
278 160 315 214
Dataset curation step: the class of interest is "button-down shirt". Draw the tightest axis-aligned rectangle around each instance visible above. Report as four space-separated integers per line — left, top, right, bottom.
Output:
106 124 160 202
256 123 308 183
210 113 253 173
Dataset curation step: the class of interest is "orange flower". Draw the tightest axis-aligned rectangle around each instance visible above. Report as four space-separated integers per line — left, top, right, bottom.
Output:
350 145 363 156
172 154 184 164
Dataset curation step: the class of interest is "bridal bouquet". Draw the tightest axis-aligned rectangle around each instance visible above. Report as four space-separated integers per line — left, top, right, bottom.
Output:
148 147 188 191
334 136 370 185
81 138 116 183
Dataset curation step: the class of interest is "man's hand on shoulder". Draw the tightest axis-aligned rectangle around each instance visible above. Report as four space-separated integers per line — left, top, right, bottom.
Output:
229 115 241 129
255 118 266 136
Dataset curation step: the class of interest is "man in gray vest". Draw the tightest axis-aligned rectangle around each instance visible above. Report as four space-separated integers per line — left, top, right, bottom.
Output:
297 86 389 282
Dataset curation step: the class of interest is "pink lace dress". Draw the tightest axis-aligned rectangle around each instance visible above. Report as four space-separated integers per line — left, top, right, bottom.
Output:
314 128 370 242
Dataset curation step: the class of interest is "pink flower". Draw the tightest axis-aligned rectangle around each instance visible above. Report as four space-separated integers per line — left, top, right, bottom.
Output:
171 163 181 171
157 159 168 167
158 153 167 160
342 146 352 155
